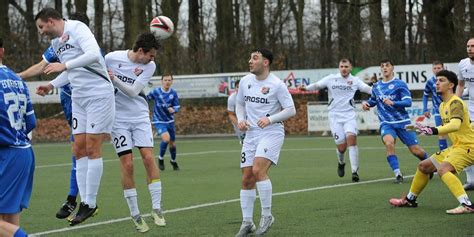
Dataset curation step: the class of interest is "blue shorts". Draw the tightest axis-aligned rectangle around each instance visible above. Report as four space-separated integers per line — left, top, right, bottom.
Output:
380 123 419 146
434 114 442 127
154 123 176 141
0 147 35 214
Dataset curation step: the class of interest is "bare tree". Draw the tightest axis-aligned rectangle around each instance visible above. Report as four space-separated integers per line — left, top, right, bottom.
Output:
336 1 350 59
389 0 406 64
216 0 236 72
0 0 10 50
319 0 332 68
160 0 182 74
248 0 265 48
94 0 104 48
424 0 457 61
369 0 385 64
188 0 202 73
55 0 62 15
289 0 304 68
470 0 474 36
75 0 87 14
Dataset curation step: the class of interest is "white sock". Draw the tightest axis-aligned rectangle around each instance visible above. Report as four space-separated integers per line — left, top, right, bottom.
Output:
124 188 140 217
336 150 345 164
394 169 402 177
465 165 474 184
406 192 417 200
148 180 162 210
240 189 256 222
457 194 472 206
158 156 163 160
256 179 272 217
75 157 88 203
348 146 359 173
86 158 103 208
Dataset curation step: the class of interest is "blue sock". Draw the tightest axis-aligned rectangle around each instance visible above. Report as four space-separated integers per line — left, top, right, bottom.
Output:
439 139 448 151
68 155 78 197
160 141 168 158
170 146 177 161
13 227 27 237
387 155 400 171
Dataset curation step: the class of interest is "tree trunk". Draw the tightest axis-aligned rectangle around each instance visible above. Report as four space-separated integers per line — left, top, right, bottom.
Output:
336 1 350 60
160 0 181 74
389 0 406 64
122 0 132 48
289 0 305 68
470 0 474 36
424 0 456 61
453 0 466 59
55 0 62 16
0 0 9 50
66 0 72 16
248 0 265 48
216 0 235 72
25 0 39 66
75 0 87 14
94 0 104 48
188 0 202 73
349 0 361 65
369 0 385 64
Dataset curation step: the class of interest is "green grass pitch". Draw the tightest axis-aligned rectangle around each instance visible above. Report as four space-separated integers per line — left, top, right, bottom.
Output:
25 135 473 236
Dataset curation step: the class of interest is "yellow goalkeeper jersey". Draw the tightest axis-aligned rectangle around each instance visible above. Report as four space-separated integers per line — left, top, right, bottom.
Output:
439 95 474 147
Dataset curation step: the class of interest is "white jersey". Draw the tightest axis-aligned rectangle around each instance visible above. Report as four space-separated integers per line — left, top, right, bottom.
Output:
237 73 294 133
307 73 371 114
51 20 113 98
458 58 474 119
105 50 155 122
227 92 237 112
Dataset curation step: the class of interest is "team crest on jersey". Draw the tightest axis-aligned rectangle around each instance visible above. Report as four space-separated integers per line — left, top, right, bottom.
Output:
388 84 395 89
118 63 122 68
134 67 143 76
169 95 174 99
261 87 270 94
248 84 251 89
346 80 353 85
60 34 70 43
264 148 268 153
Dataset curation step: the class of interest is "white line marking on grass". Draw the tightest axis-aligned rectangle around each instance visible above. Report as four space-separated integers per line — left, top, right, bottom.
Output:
29 175 414 236
35 146 438 169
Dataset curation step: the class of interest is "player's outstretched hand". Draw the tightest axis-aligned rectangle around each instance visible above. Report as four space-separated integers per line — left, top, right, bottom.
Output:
423 111 431 118
36 84 53 96
44 63 66 75
406 123 433 135
257 117 271 128
238 120 250 132
361 101 370 111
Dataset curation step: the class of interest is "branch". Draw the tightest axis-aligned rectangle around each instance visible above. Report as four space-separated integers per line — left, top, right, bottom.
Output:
9 0 28 19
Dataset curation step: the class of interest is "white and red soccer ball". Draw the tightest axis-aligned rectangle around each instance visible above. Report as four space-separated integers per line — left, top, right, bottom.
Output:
150 16 174 40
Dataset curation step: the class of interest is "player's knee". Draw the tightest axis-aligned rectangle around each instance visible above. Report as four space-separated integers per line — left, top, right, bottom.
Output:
417 161 433 173
121 160 134 174
241 174 256 188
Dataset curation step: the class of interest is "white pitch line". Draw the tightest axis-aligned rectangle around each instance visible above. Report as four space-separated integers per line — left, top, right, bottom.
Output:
29 174 414 236
35 146 438 169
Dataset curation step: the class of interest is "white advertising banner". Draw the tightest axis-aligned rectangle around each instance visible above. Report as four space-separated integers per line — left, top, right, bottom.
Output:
355 62 458 90
307 101 437 132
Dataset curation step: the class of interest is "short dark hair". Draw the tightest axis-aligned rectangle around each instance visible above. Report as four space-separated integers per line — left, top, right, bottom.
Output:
432 60 444 67
132 32 161 53
69 12 90 26
35 8 62 22
161 74 174 80
380 59 394 66
251 48 273 65
436 70 458 93
339 58 352 65
0 38 3 48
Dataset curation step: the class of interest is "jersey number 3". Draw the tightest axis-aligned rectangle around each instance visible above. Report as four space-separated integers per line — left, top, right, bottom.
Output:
4 92 27 131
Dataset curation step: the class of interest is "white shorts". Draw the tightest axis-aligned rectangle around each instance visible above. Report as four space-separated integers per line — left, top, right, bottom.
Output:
111 120 154 154
328 111 358 145
72 94 115 134
240 130 284 168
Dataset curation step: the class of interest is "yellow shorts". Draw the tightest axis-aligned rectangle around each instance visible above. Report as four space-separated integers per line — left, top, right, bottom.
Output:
429 146 474 174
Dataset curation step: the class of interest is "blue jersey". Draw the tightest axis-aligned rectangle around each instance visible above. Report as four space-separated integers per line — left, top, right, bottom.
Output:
367 78 412 128
147 87 180 124
422 76 442 115
43 47 73 125
0 65 36 147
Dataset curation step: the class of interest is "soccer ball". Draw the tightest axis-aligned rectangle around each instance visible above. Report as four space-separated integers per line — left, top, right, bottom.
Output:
150 16 174 40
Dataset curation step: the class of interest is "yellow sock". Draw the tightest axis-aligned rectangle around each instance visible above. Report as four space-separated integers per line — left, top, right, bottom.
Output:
440 172 467 200
150 178 161 184
409 169 430 196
